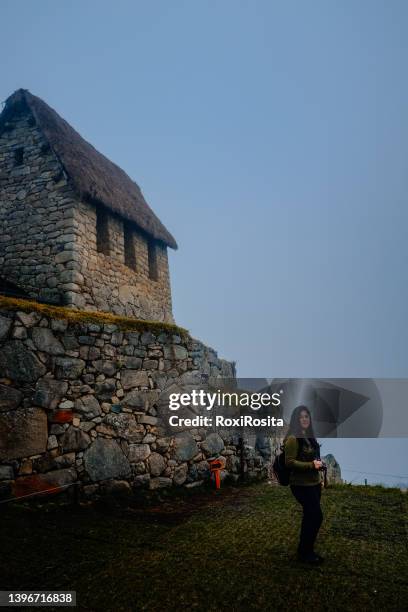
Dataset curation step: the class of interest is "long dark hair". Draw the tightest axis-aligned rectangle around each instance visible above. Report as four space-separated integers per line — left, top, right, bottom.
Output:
285 405 320 455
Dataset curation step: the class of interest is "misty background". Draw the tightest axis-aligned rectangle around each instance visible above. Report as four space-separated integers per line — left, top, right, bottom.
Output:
1 0 407 486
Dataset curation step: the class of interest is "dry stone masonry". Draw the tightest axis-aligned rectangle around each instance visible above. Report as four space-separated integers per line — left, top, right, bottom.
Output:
0 89 175 322
0 307 271 501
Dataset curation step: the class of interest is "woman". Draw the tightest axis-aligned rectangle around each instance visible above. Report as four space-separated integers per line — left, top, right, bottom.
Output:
284 405 324 564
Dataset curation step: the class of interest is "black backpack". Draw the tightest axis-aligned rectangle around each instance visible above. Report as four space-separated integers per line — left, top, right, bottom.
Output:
273 439 325 487
272 444 291 486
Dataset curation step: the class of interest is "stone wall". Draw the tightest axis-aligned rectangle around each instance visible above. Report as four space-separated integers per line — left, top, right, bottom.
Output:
0 108 173 322
0 306 271 502
72 199 173 322
0 109 76 305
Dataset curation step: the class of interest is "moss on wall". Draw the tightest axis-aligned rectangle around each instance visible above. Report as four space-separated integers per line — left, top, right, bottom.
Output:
0 296 189 338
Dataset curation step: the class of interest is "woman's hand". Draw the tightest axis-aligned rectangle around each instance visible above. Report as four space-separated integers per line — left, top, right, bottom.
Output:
313 460 323 470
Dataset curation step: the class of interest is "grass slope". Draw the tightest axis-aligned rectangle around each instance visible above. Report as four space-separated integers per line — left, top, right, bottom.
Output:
0 482 407 611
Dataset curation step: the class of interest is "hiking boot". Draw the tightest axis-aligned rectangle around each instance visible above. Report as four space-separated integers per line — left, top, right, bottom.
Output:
297 552 323 564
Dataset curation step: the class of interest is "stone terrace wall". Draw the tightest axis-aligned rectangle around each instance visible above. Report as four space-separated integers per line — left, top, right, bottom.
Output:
0 307 270 502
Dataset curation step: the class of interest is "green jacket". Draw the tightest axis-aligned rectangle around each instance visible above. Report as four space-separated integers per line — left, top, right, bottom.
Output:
284 435 321 486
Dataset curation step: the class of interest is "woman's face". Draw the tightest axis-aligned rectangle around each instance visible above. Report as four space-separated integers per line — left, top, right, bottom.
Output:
299 410 310 431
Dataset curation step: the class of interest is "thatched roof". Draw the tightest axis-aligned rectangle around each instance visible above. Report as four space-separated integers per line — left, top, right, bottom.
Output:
0 89 177 249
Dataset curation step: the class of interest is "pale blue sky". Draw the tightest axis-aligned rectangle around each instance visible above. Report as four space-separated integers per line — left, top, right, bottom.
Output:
1 0 407 485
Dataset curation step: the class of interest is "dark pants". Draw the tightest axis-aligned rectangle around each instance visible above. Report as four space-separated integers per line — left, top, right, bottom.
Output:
290 484 323 555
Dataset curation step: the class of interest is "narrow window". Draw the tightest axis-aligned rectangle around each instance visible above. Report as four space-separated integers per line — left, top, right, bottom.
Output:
96 208 110 255
148 239 158 281
14 147 24 166
124 222 136 271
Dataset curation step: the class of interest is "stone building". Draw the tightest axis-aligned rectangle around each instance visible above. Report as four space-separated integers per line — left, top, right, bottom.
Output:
0 89 177 322
0 90 276 501
321 453 342 484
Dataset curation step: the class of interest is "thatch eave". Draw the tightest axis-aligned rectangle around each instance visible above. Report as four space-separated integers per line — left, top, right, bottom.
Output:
0 89 178 250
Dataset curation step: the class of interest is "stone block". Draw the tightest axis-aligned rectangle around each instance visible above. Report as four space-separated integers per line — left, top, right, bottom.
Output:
128 443 150 462
104 413 144 442
93 360 118 377
123 356 142 369
84 438 131 482
78 335 95 346
17 311 42 328
94 379 116 400
62 335 79 350
140 332 155 345
0 384 23 412
74 395 101 418
155 437 170 452
148 452 165 476
163 345 188 360
53 453 76 469
32 377 68 410
95 423 115 436
0 407 48 460
149 477 172 490
110 332 123 346
31 327 64 355
122 390 148 409
173 431 198 462
0 340 46 382
55 357 85 379
121 370 149 390
60 426 91 453
50 319 68 332
47 435 58 450
143 433 156 444
201 433 225 456
12 327 27 340
173 463 188 485
126 332 140 346
139 415 158 426
142 359 158 370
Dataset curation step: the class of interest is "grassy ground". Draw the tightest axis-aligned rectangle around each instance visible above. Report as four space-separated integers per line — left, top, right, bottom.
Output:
0 481 407 611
